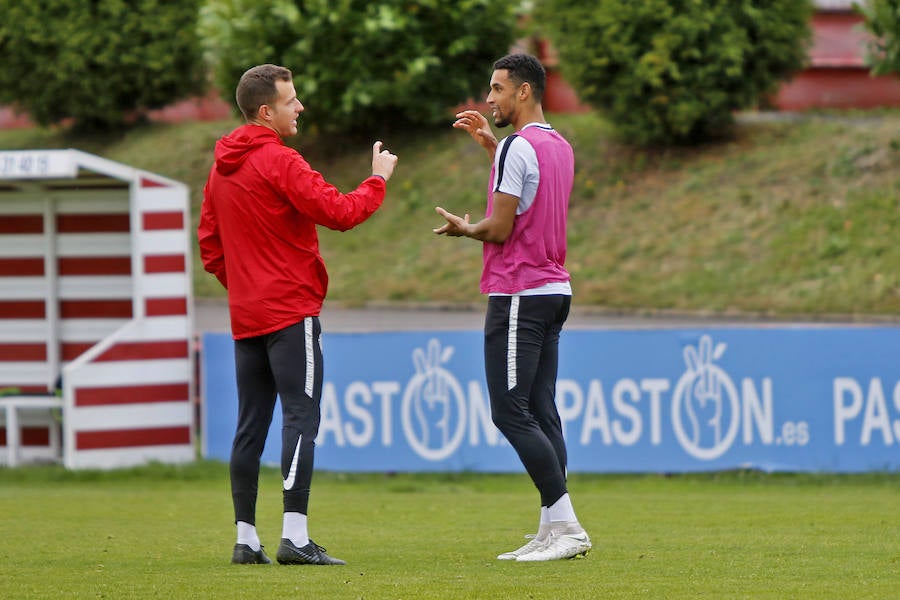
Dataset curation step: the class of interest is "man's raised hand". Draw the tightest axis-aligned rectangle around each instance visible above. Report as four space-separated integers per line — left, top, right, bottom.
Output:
372 141 398 181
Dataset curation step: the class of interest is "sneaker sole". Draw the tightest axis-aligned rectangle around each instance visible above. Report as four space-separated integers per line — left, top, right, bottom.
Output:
517 543 592 562
276 552 346 565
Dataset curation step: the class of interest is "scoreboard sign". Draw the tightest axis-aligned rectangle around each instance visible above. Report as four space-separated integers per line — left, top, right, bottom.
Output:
0 150 78 179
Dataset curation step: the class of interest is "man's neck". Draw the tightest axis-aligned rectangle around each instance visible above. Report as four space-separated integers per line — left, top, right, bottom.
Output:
513 106 546 131
247 119 278 134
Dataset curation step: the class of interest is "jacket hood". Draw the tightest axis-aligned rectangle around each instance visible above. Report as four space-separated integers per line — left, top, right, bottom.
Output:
214 125 282 175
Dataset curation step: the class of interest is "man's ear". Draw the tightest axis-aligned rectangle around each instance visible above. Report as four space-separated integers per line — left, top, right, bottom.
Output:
519 82 532 101
257 104 272 122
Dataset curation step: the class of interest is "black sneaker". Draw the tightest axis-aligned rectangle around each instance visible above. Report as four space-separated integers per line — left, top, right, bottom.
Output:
276 538 346 565
231 543 272 564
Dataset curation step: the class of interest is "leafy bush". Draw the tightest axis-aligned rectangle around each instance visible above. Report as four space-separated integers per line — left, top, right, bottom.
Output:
856 0 900 75
533 0 814 145
0 0 206 130
199 0 518 134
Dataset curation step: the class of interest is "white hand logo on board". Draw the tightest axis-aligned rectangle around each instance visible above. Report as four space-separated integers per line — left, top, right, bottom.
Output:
413 339 452 448
684 336 725 447
672 335 741 460
402 339 466 461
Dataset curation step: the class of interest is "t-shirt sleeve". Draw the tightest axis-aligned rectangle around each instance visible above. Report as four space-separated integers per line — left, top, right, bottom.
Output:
492 136 540 214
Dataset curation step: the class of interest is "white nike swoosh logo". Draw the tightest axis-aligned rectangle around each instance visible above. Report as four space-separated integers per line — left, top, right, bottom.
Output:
283 435 302 489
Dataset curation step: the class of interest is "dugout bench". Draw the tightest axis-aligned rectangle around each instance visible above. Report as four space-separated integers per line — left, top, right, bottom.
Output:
0 149 195 469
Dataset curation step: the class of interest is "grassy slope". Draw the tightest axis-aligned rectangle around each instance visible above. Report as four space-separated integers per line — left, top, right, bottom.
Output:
0 464 897 599
2 111 899 317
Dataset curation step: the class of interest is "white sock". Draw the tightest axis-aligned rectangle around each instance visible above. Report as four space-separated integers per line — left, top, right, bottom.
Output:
282 512 309 548
536 507 551 541
548 493 579 525
236 521 260 551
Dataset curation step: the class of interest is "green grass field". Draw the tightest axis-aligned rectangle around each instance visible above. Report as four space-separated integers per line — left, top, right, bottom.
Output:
1 462 897 599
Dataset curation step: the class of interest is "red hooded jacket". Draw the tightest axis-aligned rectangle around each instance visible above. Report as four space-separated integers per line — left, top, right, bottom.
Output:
198 124 385 339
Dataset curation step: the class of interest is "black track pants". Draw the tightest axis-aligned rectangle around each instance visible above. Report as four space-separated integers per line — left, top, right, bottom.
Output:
230 318 323 524
484 295 571 507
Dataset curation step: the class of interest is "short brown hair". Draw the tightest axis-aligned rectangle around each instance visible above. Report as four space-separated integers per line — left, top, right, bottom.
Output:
235 64 293 121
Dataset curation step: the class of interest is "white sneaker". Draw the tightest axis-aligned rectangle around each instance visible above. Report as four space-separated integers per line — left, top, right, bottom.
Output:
497 534 546 560
515 530 592 562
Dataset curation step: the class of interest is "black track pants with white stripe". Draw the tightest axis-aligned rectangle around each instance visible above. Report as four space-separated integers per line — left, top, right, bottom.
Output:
484 294 571 507
230 318 323 524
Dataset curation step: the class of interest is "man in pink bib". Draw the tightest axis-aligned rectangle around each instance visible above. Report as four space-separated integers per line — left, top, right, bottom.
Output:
434 53 591 562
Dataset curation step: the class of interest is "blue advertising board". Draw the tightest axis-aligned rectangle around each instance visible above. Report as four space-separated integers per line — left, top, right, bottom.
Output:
202 327 900 473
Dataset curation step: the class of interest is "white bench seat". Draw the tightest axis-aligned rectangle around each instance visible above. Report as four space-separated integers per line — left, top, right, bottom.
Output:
0 395 63 467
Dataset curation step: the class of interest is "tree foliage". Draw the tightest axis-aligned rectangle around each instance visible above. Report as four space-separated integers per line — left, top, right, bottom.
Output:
856 0 900 75
533 0 814 145
0 0 206 130
199 0 519 134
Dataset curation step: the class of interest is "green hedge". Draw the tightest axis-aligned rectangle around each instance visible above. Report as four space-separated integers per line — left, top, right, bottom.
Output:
0 0 206 129
199 0 518 134
857 0 900 75
534 0 814 145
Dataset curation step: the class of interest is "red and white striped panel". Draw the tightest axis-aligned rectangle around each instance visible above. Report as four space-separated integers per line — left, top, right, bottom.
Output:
0 202 54 395
63 317 193 469
60 176 194 469
136 182 191 322
0 192 133 391
0 190 134 454
0 198 53 455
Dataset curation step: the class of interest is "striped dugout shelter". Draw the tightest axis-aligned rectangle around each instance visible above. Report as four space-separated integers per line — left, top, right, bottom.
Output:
0 149 194 469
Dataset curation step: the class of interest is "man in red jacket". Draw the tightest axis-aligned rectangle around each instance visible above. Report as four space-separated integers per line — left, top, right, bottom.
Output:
198 64 397 566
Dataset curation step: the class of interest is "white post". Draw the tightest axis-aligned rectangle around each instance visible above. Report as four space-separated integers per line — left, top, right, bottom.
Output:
5 402 20 468
43 196 59 392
